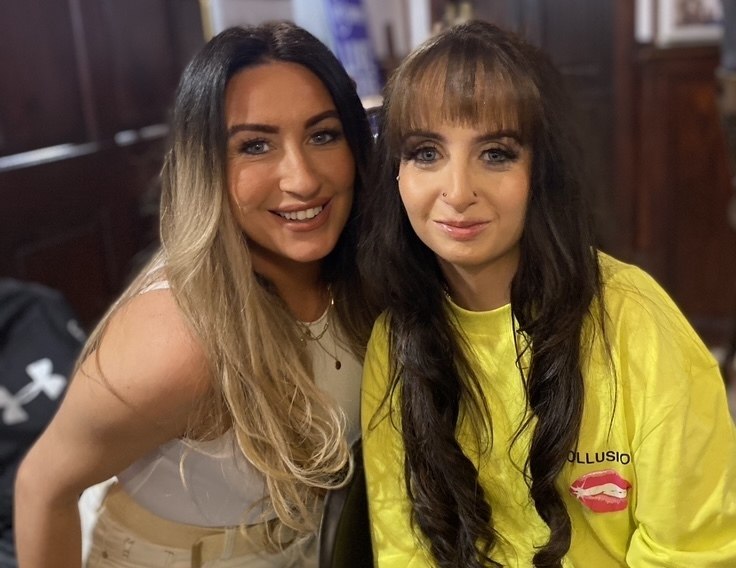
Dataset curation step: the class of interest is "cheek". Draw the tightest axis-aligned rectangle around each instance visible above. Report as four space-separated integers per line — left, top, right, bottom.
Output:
508 191 529 219
398 184 429 238
227 180 242 211
399 177 432 218
501 174 531 219
227 165 269 212
227 185 248 233
227 164 247 205
397 185 415 218
328 148 356 192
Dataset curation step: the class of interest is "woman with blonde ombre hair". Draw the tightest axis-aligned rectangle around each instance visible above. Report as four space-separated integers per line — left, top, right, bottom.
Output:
15 21 377 567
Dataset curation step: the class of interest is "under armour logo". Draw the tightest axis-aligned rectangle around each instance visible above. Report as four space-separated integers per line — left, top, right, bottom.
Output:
0 358 67 425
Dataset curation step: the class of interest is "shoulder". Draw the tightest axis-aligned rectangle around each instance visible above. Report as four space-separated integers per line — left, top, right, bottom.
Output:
88 288 211 418
597 251 714 365
367 312 391 351
592 253 720 417
597 252 669 309
15 289 212 494
362 313 392 402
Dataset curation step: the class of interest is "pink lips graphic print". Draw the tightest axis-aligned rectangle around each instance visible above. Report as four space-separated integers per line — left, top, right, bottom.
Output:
570 469 631 513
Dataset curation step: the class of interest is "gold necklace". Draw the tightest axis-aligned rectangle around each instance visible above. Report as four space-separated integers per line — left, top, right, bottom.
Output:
300 318 330 341
297 290 342 370
310 330 342 371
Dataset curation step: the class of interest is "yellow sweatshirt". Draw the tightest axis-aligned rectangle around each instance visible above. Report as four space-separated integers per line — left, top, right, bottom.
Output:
362 253 736 567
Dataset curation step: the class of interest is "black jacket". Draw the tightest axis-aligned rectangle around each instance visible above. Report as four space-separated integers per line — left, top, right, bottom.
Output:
0 280 84 550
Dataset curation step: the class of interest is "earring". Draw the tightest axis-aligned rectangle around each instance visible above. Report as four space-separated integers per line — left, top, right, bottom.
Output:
395 174 400 181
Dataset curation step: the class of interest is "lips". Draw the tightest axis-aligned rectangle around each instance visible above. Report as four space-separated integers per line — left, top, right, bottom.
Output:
270 200 332 232
569 469 631 513
272 199 329 220
276 204 324 221
435 219 489 241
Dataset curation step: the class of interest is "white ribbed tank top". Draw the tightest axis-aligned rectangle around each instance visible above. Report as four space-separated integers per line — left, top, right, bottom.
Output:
116 283 362 527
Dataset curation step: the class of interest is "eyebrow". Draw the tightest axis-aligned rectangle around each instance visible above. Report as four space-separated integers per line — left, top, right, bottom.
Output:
227 109 340 138
403 128 522 144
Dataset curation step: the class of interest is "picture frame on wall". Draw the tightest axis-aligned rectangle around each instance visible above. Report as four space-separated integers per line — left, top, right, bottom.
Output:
655 0 724 46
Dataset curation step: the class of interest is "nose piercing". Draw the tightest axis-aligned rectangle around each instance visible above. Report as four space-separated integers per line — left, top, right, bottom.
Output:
442 192 447 197
473 191 478 197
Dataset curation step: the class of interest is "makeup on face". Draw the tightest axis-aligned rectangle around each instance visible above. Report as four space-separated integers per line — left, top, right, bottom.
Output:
224 62 355 277
397 121 531 310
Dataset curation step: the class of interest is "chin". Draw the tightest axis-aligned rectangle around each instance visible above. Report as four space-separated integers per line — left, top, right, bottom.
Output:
287 245 337 265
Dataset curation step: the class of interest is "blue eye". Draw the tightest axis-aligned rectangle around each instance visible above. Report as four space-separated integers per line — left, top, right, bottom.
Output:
482 147 518 164
419 148 437 162
407 146 439 164
311 129 342 145
241 139 270 155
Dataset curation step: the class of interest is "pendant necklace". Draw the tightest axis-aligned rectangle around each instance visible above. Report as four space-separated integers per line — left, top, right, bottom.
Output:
298 291 342 370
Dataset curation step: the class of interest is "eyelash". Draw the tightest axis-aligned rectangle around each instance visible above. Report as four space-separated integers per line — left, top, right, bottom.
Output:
239 138 269 155
403 145 439 164
311 128 343 145
481 147 519 164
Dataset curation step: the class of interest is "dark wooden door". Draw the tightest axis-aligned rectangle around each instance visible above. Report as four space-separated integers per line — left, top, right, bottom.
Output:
0 0 204 328
634 46 736 341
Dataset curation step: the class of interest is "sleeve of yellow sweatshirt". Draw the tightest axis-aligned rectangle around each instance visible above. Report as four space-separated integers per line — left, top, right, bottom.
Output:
607 265 736 567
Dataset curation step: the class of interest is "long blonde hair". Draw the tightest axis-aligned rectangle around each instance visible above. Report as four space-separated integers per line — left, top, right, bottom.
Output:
80 22 376 533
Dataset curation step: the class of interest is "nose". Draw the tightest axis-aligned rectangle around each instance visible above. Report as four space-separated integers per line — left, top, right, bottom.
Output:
441 162 477 211
278 146 321 198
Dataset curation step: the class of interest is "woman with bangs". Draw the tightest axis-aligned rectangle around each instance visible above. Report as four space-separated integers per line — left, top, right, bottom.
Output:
359 20 736 568
15 21 377 567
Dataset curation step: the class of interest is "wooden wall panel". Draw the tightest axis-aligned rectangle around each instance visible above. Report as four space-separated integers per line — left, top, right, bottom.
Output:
14 221 116 325
0 138 166 328
612 0 637 259
0 0 87 154
636 47 736 341
0 0 202 327
0 0 202 153
472 1 523 33
166 0 208 72
77 0 186 138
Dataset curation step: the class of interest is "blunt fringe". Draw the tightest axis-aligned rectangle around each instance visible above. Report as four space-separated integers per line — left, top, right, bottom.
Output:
360 21 602 567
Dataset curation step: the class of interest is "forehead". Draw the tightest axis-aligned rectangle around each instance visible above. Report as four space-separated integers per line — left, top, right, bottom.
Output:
224 61 335 125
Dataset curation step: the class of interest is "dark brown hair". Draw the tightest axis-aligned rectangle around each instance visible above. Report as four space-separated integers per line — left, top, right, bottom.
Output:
360 21 602 567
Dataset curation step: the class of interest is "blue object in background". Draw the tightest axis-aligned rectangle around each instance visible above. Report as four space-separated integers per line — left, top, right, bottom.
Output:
324 0 383 99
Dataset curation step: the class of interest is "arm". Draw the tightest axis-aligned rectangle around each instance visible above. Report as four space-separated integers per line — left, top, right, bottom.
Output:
361 319 430 567
610 268 736 566
626 362 736 566
14 290 210 568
